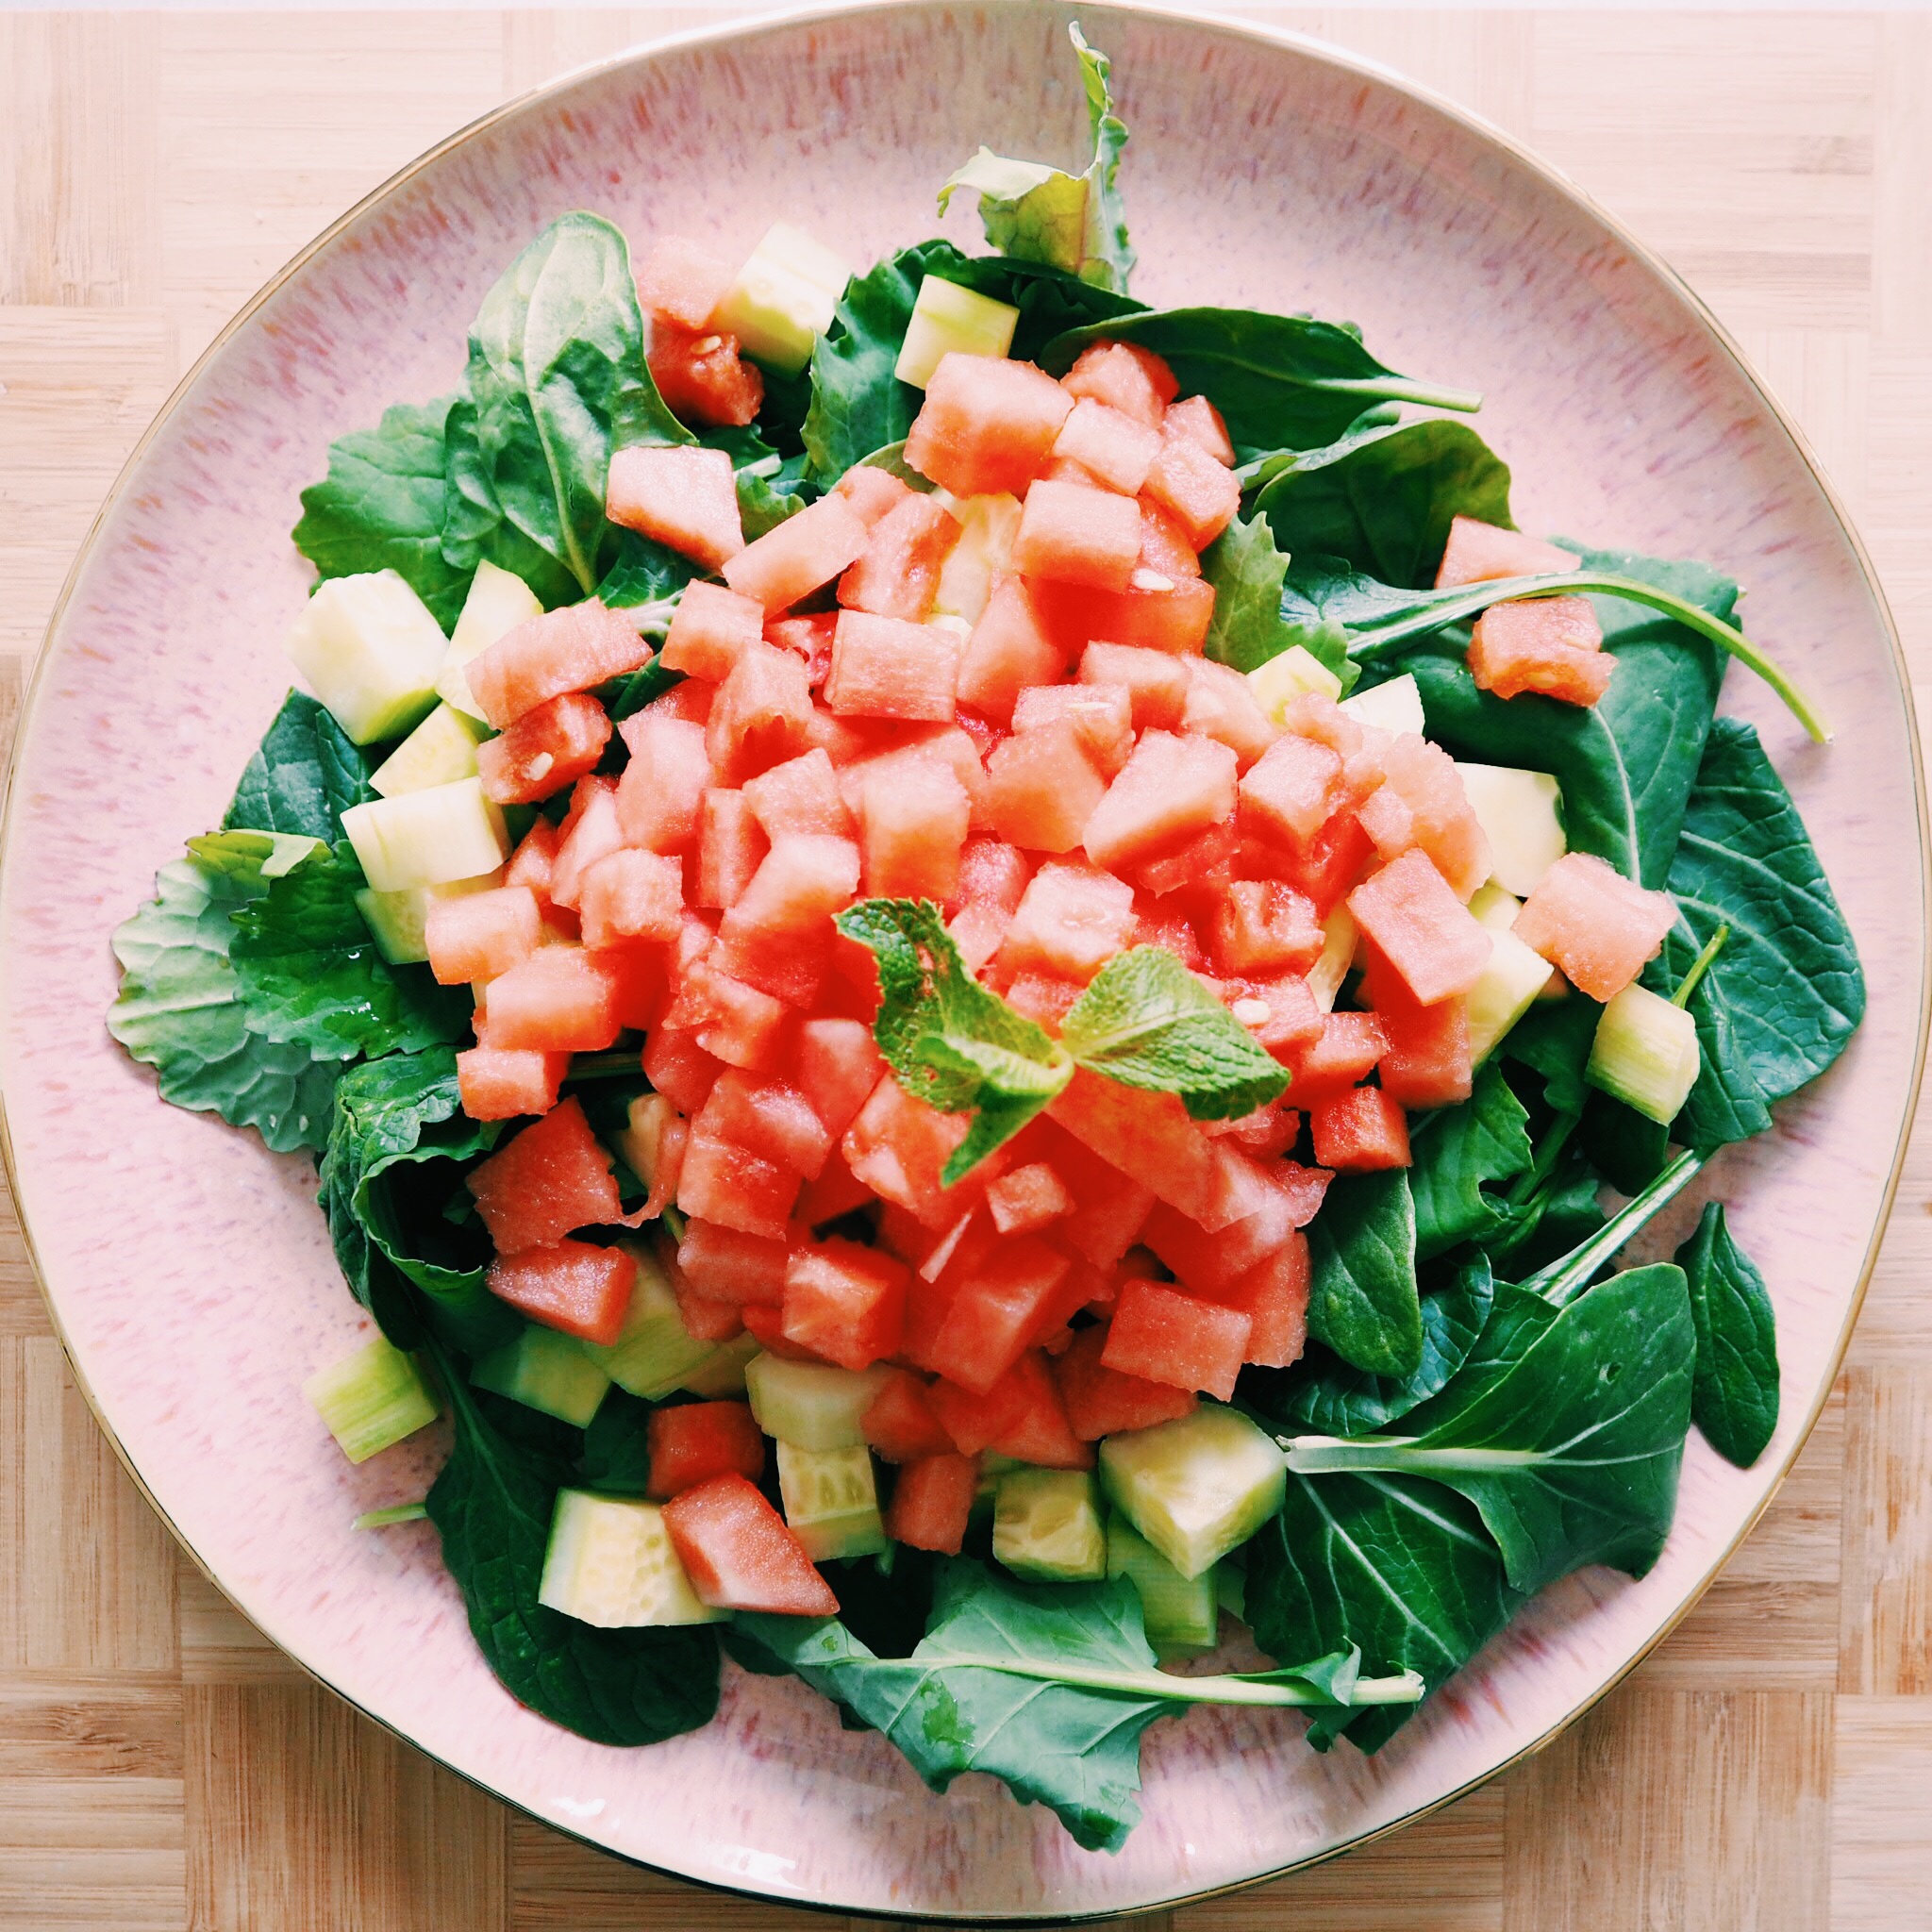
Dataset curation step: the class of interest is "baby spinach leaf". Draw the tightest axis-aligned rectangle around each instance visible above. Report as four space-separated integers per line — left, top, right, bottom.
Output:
737 1559 1414 1852
1501 997 1599 1118
1290 1266 1697 1596
1513 1146 1707 1307
1484 1156 1607 1275
1200 515 1353 689
1059 944 1291 1122
425 1361 721 1747
291 395 474 629
593 526 701 640
939 25 1134 293
223 691 378 844
1577 1089 1671 1196
1407 1061 1534 1259
1306 1169 1424 1380
1647 718 1865 1149
442 212 686 605
1244 1470 1522 1752
1675 1201 1779 1467
107 851 342 1155
1253 419 1514 590
1041 308 1480 455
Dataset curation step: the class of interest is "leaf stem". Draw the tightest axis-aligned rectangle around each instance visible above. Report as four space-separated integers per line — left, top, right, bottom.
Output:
354 1501 428 1530
1672 925 1730 1008
1516 1147 1709 1307
1286 1436 1541 1476
563 1052 644 1082
863 1652 1424 1707
1318 375 1484 415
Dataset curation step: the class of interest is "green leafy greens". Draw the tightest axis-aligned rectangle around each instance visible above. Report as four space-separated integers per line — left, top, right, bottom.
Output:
1675 1202 1780 1467
1305 1169 1424 1380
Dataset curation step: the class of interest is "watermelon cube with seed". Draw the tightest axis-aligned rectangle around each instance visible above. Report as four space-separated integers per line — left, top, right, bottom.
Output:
468 602 650 729
476 691 610 806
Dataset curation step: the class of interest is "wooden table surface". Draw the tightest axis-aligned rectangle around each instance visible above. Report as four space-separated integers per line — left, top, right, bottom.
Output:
3 8 1929 1926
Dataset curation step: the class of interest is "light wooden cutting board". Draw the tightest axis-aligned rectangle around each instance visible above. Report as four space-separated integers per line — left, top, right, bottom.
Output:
2 9 1929 1928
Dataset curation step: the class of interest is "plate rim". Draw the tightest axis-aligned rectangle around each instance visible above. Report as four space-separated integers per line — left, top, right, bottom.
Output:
0 1 1924 1920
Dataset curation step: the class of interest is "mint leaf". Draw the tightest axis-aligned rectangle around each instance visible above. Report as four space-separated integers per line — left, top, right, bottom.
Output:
834 900 1072 1182
1059 945 1289 1122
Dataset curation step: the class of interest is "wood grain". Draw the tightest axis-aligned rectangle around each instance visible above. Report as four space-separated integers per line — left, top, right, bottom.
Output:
1 9 1927 1926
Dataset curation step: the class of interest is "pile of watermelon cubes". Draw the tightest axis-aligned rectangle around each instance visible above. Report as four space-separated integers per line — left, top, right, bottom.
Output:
423 240 1674 1606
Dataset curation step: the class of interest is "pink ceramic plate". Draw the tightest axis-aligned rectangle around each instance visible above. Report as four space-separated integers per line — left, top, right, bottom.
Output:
1 2 1922 1919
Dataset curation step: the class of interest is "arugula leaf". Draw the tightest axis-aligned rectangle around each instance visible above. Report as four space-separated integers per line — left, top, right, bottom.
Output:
938 25 1134 293
1244 1471 1522 1752
1305 1169 1424 1379
1290 1266 1697 1596
736 1559 1414 1852
223 691 378 843
425 1361 721 1747
1252 419 1514 590
1041 308 1481 454
1058 945 1290 1122
1646 718 1864 1148
1200 513 1352 690
1675 1202 1779 1467
833 900 1072 1181
442 212 686 605
291 396 474 629
107 852 342 1155
1407 1061 1534 1259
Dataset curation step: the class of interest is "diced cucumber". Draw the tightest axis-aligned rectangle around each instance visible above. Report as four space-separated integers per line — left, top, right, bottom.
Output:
992 1469 1106 1582
744 1355 891 1451
932 491 1022 624
340 776 509 892
1587 983 1701 1124
1340 671 1424 739
1456 761 1566 897
472 1324 611 1428
581 1244 716 1399
285 570 448 745
1307 905 1357 1013
1247 643 1343 720
1098 1404 1288 1580
1107 1517 1219 1655
371 702 489 798
776 1441 887 1561
538 1490 724 1627
612 1092 675 1197
712 223 849 376
440 560 542 721
303 1334 439 1464
894 274 1020 389
353 870 504 966
678 1331 762 1400
1468 881 1521 932
1465 923 1559 1062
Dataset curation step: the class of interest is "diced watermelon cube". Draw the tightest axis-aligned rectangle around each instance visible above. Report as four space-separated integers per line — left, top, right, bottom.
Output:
1011 682 1133 776
1012 478 1143 592
1035 574 1216 658
479 946 624 1052
548 778 623 909
1165 393 1235 466
1210 1238 1309 1368
1203 1097 1301 1159
672 1270 746 1344
676 1217 791 1306
1134 820 1238 902
782 1238 908 1370
1000 860 1136 983
1033 1122 1156 1268
1362 942 1474 1108
985 1161 1073 1236
578 848 683 949
741 747 852 840
1100 1278 1250 1400
1435 515 1579 589
696 788 768 908
1311 1085 1412 1170
905 352 1074 497
1347 849 1493 1006
1224 972 1324 1064
613 713 709 854
426 885 541 987
487 1239 636 1346
678 962 793 1071
647 1400 766 1500
953 835 1034 915
468 602 650 729
1470 595 1614 707
858 758 971 900
642 1021 723 1115
841 1076 973 1229
1276 810 1376 917
824 610 960 723
956 574 1068 724
661 1473 839 1614
503 818 561 901
926 1362 1032 1455
835 464 915 528
1241 732 1345 847
457 1045 568 1121
712 833 860 1006
985 720 1108 855
607 444 744 572
1053 396 1162 495
838 493 959 621
467 1096 621 1254
1052 1324 1197 1440
1083 729 1239 872
1142 419 1241 548
705 640 815 785
1133 899 1208 966
476 692 610 806
696 1068 832 1179
676 1125 800 1240
984 1349 1092 1469
1288 1009 1388 1100
1183 658 1279 767
1048 1069 1239 1230
1212 878 1323 976
1079 641 1191 727
795 1147 874 1227
861 1369 954 1463
1138 499 1202 578
721 492 870 613
1004 972 1082 1032
795 1017 888 1141
661 581 767 681
1512 851 1678 1001
885 1453 979 1555
1060 340 1177 426
649 325 764 428
636 235 735 329
1364 733 1492 900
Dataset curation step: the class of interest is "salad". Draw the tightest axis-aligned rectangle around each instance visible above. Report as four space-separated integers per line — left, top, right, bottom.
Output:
107 28 1864 1855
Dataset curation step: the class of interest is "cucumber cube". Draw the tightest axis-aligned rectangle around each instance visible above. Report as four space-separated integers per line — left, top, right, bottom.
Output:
581 1244 715 1399
339 776 509 892
285 570 448 745
1465 923 1560 1062
931 491 1022 624
440 560 543 722
303 1334 439 1464
612 1092 677 1198
1099 1404 1287 1580
472 1324 611 1428
371 703 489 798
1307 905 1357 1013
1456 761 1566 897
1247 643 1343 720
1588 983 1701 1124
1106 1516 1219 1654
539 1490 723 1627
1467 881 1521 932
677 1330 762 1400
1340 671 1424 739
993 1469 1106 1582
713 223 850 376
776 1441 887 1561
894 275 1021 389
353 869 504 966
744 1355 891 1451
